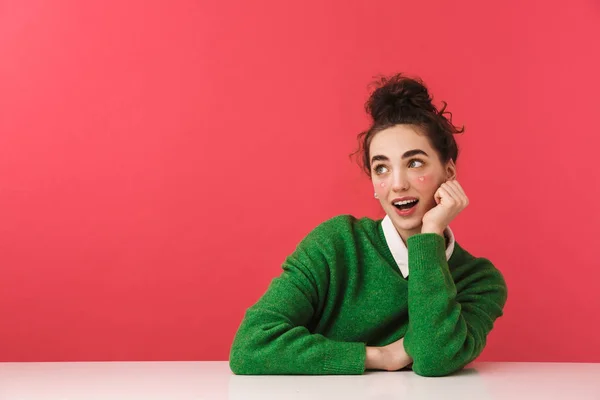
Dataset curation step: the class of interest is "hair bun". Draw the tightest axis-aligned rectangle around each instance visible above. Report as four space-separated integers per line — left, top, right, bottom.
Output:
366 74 436 123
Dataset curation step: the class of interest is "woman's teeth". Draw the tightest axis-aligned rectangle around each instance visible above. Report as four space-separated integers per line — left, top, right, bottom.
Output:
393 199 418 210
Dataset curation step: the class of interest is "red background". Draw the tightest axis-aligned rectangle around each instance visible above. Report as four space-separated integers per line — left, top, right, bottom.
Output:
1 0 599 362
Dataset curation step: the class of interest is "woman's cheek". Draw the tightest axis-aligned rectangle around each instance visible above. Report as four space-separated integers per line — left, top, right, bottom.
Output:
373 180 387 198
412 174 441 204
412 174 434 189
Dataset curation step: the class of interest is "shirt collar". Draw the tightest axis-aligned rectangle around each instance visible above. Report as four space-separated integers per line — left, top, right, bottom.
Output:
381 215 456 278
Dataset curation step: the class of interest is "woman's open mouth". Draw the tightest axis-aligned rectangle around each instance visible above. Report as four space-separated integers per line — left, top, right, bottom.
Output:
393 198 419 216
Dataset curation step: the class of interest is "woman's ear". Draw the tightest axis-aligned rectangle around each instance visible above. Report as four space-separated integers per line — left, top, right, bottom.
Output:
446 159 457 180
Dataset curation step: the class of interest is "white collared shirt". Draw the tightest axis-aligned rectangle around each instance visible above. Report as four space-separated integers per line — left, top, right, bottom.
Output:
381 215 456 278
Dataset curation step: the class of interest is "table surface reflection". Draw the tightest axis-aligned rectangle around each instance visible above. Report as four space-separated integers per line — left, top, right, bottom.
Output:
1 361 599 400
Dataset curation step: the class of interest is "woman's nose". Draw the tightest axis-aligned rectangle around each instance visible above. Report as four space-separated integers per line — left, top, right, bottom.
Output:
391 171 410 191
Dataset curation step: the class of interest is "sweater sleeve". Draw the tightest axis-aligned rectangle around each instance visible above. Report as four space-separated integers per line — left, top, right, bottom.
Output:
403 233 507 377
229 224 367 375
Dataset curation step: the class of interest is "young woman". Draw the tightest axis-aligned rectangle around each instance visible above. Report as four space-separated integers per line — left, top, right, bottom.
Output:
229 74 507 377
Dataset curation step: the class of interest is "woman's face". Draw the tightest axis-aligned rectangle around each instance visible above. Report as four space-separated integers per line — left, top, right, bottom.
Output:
369 124 456 238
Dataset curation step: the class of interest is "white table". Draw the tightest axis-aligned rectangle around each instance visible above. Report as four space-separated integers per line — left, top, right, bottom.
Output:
0 361 599 400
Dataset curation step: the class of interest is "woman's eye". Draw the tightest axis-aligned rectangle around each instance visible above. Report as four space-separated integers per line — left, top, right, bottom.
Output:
409 159 424 168
374 165 389 174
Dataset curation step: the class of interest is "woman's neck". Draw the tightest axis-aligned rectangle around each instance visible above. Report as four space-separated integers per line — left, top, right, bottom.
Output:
398 225 448 247
397 227 422 245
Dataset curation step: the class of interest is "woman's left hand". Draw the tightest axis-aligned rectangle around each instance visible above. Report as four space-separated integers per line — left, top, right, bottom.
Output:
421 179 469 236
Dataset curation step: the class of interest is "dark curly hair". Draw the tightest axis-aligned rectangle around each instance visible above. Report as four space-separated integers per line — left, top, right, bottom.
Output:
353 73 464 176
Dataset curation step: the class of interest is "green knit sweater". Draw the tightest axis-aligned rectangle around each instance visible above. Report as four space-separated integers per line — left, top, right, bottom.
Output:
229 215 507 377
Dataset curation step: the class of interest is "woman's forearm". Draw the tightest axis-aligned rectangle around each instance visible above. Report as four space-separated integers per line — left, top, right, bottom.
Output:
365 341 412 371
365 346 384 370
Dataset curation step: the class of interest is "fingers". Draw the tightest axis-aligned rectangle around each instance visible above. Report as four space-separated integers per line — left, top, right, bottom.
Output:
451 180 469 206
441 182 460 201
436 185 453 206
441 180 469 207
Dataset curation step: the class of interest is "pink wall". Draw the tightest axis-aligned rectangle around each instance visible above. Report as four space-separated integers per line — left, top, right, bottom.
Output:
1 0 599 362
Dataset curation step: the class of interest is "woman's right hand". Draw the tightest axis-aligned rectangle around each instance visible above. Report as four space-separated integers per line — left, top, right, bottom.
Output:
365 337 413 371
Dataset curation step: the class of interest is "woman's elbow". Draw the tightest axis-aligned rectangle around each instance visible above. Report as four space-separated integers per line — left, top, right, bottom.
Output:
411 350 474 377
229 341 260 375
229 336 274 375
229 355 252 375
412 360 462 377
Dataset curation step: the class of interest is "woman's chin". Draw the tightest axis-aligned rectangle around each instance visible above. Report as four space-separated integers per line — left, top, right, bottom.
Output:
389 212 423 231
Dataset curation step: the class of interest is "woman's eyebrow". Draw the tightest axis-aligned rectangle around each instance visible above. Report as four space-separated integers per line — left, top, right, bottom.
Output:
371 150 429 164
371 155 389 163
402 149 429 159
